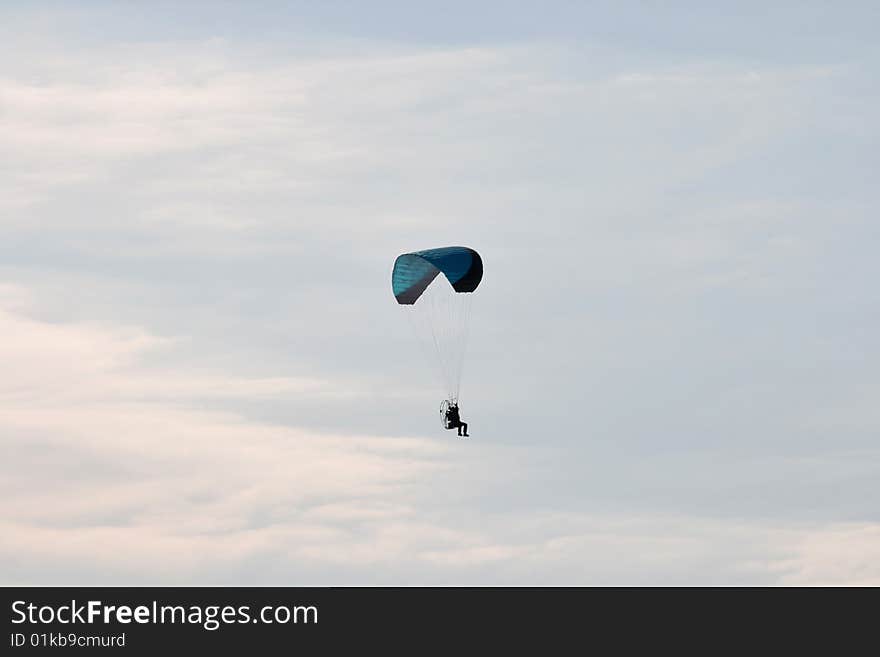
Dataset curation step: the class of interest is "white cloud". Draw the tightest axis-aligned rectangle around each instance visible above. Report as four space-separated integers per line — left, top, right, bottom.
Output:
0 286 455 583
1 19 878 585
778 524 880 586
3 286 877 585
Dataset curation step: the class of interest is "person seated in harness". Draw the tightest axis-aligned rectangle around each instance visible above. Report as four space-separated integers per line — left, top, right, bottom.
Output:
445 402 469 437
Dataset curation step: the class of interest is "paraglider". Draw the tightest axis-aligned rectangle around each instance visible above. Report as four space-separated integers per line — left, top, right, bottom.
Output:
441 399 469 437
392 246 482 437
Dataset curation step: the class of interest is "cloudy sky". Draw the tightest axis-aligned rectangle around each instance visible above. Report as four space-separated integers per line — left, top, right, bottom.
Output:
1 1 878 585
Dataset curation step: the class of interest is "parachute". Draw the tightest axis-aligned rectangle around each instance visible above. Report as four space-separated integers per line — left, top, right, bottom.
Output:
392 246 483 403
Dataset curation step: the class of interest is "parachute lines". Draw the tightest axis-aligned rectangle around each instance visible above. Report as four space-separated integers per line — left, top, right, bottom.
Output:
393 246 481 403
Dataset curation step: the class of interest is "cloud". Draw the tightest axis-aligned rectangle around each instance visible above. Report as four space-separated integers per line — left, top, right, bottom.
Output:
3 286 877 586
0 285 456 583
1 14 878 585
2 38 836 243
779 524 880 586
2 284 878 586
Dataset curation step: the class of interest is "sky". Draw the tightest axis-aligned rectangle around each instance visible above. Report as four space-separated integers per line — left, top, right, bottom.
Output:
1 1 878 585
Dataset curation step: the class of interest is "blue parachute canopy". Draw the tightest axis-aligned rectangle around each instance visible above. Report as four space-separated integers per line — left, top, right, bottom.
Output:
392 246 483 304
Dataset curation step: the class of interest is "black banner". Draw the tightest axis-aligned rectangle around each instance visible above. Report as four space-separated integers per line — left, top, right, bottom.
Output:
1 587 872 653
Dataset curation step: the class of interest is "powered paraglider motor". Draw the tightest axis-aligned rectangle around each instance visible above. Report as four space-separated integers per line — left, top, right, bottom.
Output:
440 399 468 438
